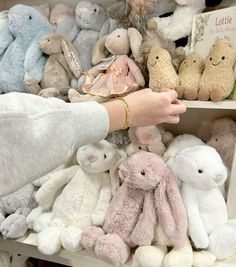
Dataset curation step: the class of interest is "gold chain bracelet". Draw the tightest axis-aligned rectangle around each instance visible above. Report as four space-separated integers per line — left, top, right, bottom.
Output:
117 98 129 130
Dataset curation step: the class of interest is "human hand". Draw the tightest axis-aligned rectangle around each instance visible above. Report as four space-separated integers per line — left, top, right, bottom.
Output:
125 89 186 126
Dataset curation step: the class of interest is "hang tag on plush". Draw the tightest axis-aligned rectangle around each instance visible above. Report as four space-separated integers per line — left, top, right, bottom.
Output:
97 55 117 70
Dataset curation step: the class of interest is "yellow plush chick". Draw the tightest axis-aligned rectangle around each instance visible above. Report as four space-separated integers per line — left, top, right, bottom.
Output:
199 38 236 102
177 52 204 100
147 45 180 93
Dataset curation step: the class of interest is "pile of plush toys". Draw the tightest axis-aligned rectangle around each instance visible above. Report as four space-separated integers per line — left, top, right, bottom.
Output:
1 1 236 267
0 0 236 102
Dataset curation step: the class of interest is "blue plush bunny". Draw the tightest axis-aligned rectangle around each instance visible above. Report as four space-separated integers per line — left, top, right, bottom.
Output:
0 11 14 61
0 5 51 93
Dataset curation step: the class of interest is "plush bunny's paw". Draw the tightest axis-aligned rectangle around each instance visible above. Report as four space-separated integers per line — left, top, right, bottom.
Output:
68 88 83 102
33 213 53 233
184 88 198 100
0 214 28 239
210 89 223 102
132 246 166 267
37 226 62 255
198 89 210 101
164 246 193 267
81 226 104 251
92 212 105 226
193 250 216 267
61 226 83 252
147 18 158 30
27 207 44 230
24 79 41 95
39 88 60 98
95 234 130 266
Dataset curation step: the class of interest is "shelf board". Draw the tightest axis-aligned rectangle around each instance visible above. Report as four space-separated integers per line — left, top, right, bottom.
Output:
183 100 236 110
0 233 236 267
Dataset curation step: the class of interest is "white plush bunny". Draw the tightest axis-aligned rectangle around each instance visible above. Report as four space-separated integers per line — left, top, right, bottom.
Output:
29 140 126 255
169 144 236 260
132 135 216 267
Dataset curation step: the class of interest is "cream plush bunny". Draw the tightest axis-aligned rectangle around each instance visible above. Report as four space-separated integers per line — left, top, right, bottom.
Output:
133 135 216 267
26 33 81 101
68 28 145 103
168 144 236 260
30 140 125 255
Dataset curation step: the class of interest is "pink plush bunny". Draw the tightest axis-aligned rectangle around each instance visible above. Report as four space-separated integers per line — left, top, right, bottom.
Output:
81 151 187 266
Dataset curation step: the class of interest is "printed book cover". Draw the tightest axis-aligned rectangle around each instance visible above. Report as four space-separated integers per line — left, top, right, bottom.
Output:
190 6 236 58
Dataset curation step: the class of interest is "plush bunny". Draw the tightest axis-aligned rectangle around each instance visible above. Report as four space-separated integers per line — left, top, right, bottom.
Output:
30 140 125 255
126 126 174 156
199 38 236 102
177 52 204 99
0 183 37 239
69 27 145 103
168 144 236 260
32 3 50 19
0 11 14 60
106 129 131 150
50 4 75 41
68 1 113 71
81 150 187 266
132 134 216 267
148 0 206 41
207 117 236 168
0 4 51 94
26 33 81 101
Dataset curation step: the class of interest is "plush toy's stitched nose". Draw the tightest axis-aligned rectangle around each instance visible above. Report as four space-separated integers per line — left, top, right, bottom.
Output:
88 155 97 163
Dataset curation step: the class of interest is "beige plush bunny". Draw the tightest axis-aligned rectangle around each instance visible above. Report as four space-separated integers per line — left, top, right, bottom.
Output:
26 33 81 101
68 28 145 103
177 52 204 100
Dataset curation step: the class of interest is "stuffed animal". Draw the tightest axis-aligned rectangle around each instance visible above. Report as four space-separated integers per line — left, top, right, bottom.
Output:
132 134 217 267
106 130 131 150
30 140 125 255
0 251 10 267
69 1 113 71
177 52 204 99
32 3 50 19
126 126 174 156
81 150 187 266
50 4 76 41
207 117 236 168
0 183 37 239
148 0 206 41
0 11 14 60
107 0 157 30
25 33 81 101
198 38 236 102
69 28 145 103
0 4 51 94
168 144 236 260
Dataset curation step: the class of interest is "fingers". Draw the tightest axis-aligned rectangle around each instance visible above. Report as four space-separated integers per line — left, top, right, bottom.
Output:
163 90 178 101
165 115 180 124
170 101 187 115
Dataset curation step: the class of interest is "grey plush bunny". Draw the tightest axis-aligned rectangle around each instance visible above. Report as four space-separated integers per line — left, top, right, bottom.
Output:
69 1 114 71
0 184 37 239
0 4 51 94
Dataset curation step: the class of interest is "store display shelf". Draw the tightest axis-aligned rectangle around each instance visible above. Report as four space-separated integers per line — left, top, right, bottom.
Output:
183 100 236 110
0 233 236 267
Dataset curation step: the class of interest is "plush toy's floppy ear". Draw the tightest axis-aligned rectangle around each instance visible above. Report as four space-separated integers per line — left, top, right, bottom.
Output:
62 39 81 78
109 150 127 196
92 35 109 65
128 27 143 63
154 166 187 246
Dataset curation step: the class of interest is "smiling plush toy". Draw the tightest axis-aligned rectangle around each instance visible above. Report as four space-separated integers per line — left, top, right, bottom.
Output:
177 52 204 99
198 38 236 102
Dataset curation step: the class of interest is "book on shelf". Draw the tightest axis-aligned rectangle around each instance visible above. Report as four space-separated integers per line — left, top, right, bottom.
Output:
190 6 236 58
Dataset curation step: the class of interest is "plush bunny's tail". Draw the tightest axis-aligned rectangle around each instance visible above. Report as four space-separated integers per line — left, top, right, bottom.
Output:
154 168 187 247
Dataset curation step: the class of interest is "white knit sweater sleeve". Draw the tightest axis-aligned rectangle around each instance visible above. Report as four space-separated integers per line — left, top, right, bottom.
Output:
0 93 109 196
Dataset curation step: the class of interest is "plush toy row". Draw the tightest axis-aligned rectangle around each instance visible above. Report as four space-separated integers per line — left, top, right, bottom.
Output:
0 116 235 267
0 1 235 102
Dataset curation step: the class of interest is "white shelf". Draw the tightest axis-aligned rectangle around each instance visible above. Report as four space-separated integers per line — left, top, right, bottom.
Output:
0 233 236 267
183 100 236 110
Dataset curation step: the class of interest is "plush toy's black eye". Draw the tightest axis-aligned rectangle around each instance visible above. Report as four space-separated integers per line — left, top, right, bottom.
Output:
104 154 107 159
118 35 120 38
222 56 225 60
215 138 218 141
138 146 142 150
94 8 97 12
141 170 146 176
209 57 212 61
193 60 196 63
198 169 203 174
156 56 159 60
29 15 32 20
